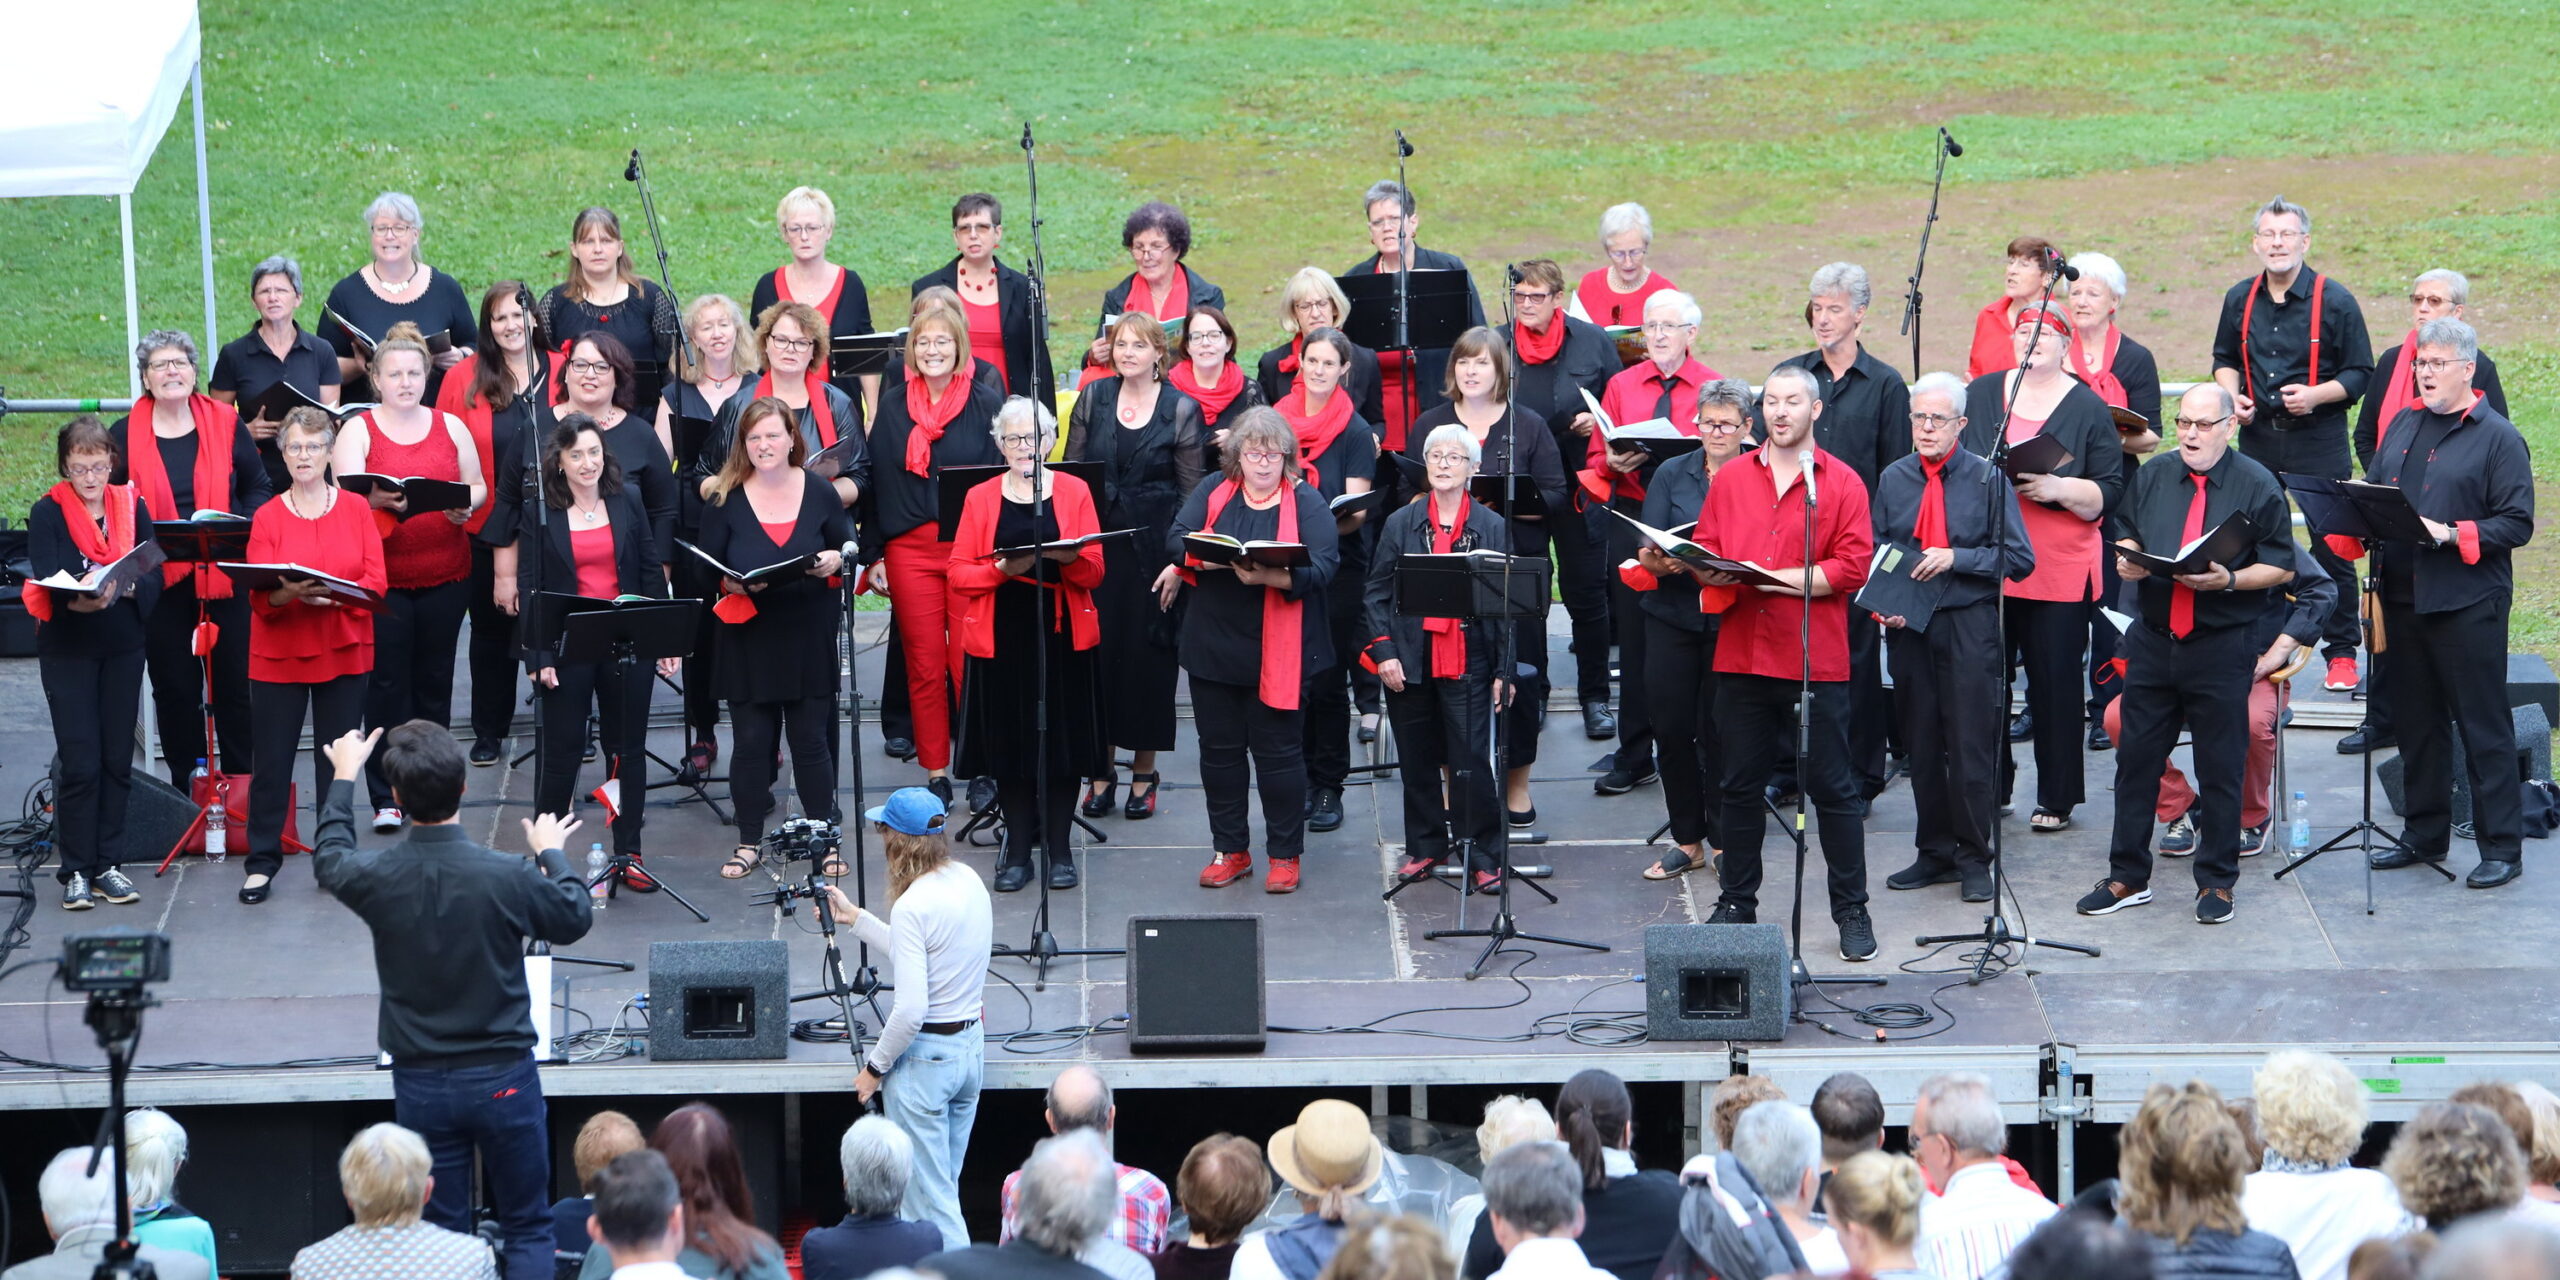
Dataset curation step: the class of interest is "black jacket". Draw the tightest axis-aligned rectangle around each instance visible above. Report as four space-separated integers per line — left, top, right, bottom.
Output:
1462 1168 1684 1280
798 1215 941 1280
2134 1226 2303 1280
1508 315 1622 442
687 383 871 537
913 256 1055 406
918 1242 1107 1280
1064 376 1205 573
26 490 162 655
1098 269 1226 335
1869 447 2037 610
1363 496 1514 677
513 487 667 670
1403 402 1568 554
2364 397 2535 614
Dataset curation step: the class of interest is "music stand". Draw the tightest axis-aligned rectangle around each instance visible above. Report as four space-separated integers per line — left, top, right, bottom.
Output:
541 593 713 923
1336 272 1476 435
149 521 268 869
830 332 910 381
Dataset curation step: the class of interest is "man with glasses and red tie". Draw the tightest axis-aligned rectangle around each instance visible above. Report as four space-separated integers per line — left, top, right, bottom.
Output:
2078 385 2295 926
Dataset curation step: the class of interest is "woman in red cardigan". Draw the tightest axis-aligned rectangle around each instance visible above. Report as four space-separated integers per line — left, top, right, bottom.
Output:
1965 235 2064 379
241 408 387 903
948 397 1108 893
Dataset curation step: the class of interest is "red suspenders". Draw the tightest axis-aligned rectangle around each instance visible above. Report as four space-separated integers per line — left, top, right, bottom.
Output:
2239 270 2325 407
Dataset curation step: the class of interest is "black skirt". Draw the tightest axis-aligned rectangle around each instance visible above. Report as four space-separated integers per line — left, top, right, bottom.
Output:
1091 533 1180 751
955 579 1110 781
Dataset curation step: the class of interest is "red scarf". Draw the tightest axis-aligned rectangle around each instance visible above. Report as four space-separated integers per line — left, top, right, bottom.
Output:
1423 494 1471 678
2373 329 2422 453
1199 479 1303 710
1277 335 1304 377
901 371 969 477
1279 387 1355 490
1125 266 1189 322
777 264 846 325
2066 325 2127 409
24 483 138 623
1512 315 1565 365
1913 454 1951 548
125 394 239 596
1169 360 1245 425
757 368 837 447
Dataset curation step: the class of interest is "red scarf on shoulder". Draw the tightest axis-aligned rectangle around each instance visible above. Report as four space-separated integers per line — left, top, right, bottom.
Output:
1422 494 1471 678
1169 360 1245 425
1125 266 1190 322
1913 454 1951 549
1512 315 1564 365
757 368 837 448
2373 329 2422 452
24 483 138 623
2066 325 2127 409
902 371 969 477
1279 387 1354 490
125 394 238 595
1198 479 1303 710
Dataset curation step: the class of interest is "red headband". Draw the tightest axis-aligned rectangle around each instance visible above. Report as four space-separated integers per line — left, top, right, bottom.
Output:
2014 306 2071 338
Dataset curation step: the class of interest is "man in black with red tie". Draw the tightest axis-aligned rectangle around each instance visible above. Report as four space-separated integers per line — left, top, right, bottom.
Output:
2080 385 2295 925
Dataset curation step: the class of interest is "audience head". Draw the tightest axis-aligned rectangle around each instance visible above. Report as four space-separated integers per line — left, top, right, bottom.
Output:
337 1123 434 1229
2252 1050 2370 1168
573 1110 647 1195
2225 1097 2267 1170
1557 1069 1639 1191
2384 1101 2527 1230
378 721 467 823
2349 1233 2438 1280
2117 1081 2251 1247
1811 1072 1886 1169
37 1147 121 1238
2450 1082 2537 1160
1269 1098 1385 1222
837 1115 913 1219
123 1108 188 1213
1174 1134 1267 1249
1482 1141 1584 1253
1912 1071 2007 1188
2510 1082 2560 1188
2004 1209 2157 1280
1046 1065 1115 1137
653 1102 771 1274
1015 1128 1115 1256
1824 1151 1928 1272
1731 1101 1823 1215
1474 1095 1557 1168
2417 1216 2560 1280
1316 1211 1455 1280
588 1149 684 1261
1707 1074 1786 1154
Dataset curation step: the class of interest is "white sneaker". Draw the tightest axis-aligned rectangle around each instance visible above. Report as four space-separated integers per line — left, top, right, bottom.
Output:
372 808 404 832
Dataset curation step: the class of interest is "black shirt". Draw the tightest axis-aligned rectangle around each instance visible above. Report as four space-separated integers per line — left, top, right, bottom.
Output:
1342 246 1487 416
26 491 161 656
1869 446 2037 610
1775 344 1912 494
211 322 343 492
865 377 1006 545
1635 451 1710 631
2108 447 2296 635
2353 344 2508 468
321 267 481 404
1169 481 1340 688
2210 269 2374 437
2365 397 2535 614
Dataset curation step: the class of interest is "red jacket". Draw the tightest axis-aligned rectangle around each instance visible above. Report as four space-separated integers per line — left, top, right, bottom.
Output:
246 490 388 683
947 471 1106 659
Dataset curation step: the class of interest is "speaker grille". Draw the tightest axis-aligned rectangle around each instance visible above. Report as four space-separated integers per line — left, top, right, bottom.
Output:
1644 923 1792 1042
1127 914 1265 1053
648 940 789 1061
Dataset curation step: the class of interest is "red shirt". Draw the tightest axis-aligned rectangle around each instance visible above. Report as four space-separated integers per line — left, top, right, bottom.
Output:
246 490 387 683
1573 268 1678 329
1967 297 2021 380
362 412 471 589
963 296 1009 391
1584 357 1715 501
570 523 617 599
1693 445 1873 683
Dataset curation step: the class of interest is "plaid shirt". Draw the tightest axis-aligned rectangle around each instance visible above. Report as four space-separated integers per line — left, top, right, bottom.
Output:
998 1160 1171 1254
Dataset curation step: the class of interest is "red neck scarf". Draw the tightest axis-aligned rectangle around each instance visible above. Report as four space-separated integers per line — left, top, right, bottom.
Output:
1201 479 1303 710
2066 325 2127 409
1513 315 1565 365
2374 329 2422 453
1169 360 1244 425
126 394 239 595
1280 387 1354 490
777 264 846 325
1278 335 1304 377
901 371 969 477
757 368 837 447
1423 494 1472 678
24 483 138 623
1913 453 1951 549
1125 266 1189 322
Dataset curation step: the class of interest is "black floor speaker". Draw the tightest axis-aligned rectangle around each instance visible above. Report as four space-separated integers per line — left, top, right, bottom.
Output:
1127 914 1265 1053
648 939 789 1061
1644 922 1792 1042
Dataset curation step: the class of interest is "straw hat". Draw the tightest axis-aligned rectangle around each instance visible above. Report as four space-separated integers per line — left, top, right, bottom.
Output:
1267 1099 1383 1198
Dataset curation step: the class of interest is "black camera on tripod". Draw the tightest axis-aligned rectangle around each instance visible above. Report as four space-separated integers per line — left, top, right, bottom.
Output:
764 816 842 865
64 928 171 995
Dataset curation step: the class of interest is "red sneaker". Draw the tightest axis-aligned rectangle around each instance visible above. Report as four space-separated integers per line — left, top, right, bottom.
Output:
1264 859 1301 894
1397 855 1441 879
618 854 658 893
1199 852 1254 888
1473 869 1505 894
2324 655 2359 691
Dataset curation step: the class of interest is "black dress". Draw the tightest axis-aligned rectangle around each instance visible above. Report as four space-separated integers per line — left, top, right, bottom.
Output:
1065 377 1203 752
697 475 853 705
954 495 1109 783
321 267 480 404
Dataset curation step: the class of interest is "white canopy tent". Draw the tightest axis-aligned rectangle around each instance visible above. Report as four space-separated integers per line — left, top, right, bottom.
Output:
0 0 214 400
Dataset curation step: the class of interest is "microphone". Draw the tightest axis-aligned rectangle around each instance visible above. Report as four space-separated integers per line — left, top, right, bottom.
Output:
1940 127 1964 158
1798 449 1817 504
841 539 862 567
1506 263 1522 286
2046 248 2081 282
1395 129 1415 158
1020 122 1034 152
622 149 640 182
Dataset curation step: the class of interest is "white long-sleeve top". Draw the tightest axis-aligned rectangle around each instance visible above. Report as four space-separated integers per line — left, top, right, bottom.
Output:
851 860 992 1075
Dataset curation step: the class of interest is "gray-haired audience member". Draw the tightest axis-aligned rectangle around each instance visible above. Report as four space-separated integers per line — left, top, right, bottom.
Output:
2417 1214 2560 1280
586 1151 684 1271
924 1129 1124 1280
1911 1072 2057 1280
1731 1101 1847 1273
0 1149 212 1280
1001 1065 1173 1253
798 1117 942 1280
1481 1141 1613 1279
291 1123 494 1280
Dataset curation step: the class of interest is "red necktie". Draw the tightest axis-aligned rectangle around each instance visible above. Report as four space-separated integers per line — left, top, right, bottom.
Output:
1913 456 1949 548
2168 471 2209 638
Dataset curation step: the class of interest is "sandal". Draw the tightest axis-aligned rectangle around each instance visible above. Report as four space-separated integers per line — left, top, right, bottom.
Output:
719 845 762 879
1642 849 1714 881
1081 772 1119 819
1124 772 1160 820
2030 807 2073 833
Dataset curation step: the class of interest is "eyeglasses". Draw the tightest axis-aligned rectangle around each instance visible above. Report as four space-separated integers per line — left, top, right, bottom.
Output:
370 222 416 236
1185 330 1229 346
65 462 113 479
1290 300 1333 314
2254 228 2307 243
2410 358 2470 373
1425 451 1472 465
1910 412 1962 428
145 358 192 374
2172 415 2234 432
1238 450 1286 464
567 359 612 376
998 434 1040 448
781 223 829 237
768 336 817 353
1699 418 1749 434
1606 247 1647 263
2410 293 2455 308
1367 216 1405 231
281 441 330 457
1511 289 1555 303
1640 321 1694 334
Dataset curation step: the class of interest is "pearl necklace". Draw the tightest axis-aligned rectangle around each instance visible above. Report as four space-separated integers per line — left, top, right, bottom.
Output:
371 262 420 295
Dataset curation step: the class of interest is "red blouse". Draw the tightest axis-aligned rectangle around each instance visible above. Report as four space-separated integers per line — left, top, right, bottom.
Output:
362 412 471 589
570 524 617 599
246 490 388 683
963 296 1009 391
1573 268 1678 329
1967 298 2022 380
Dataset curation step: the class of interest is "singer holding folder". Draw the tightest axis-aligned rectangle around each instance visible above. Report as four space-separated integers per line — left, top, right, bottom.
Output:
322 192 478 403
1275 327 1380 835
658 294 757 775
1506 259 1620 738
442 281 561 767
1085 201 1226 371
241 408 385 904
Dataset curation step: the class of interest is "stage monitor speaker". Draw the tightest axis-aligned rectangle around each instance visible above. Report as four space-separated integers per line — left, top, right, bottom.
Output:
649 940 788 1061
1644 923 1791 1042
1127 914 1265 1053
46 759 199 866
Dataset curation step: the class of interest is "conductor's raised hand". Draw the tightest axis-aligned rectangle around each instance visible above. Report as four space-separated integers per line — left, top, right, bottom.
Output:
322 727 383 779
522 812 582 856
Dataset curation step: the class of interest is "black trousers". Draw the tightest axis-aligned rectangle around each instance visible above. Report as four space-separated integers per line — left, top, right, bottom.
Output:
2107 622 2253 892
1385 668 1498 872
2386 596 2524 861
1551 503 1615 705
2003 595 2090 814
41 645 145 882
247 673 366 877
1891 600 2004 873
465 543 519 746
365 578 470 810
1193 676 1306 860
1714 674 1867 916
669 553 725 744
143 579 251 780
2240 425 2361 656
2366 643 2396 736
1606 574 1656 772
1642 615 1722 849
995 774 1080 870
730 694 834 844
1847 613 1893 796
536 659 648 853
1304 587 1365 793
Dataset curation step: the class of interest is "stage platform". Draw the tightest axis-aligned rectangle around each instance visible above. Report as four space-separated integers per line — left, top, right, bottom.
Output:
3 615 2555 1187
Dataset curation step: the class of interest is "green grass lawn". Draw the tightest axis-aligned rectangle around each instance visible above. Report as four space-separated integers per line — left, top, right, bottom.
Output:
3 0 2553 635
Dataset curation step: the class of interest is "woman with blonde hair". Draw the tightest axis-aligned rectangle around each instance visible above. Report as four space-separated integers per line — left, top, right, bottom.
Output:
751 186 880 419
1824 1151 1935 1279
1255 267 1382 430
2118 1081 2302 1278
2381 1101 2528 1234
1310 1213 1453 1280
2243 1050 2417 1280
658 292 758 775
125 1108 218 1271
1443 1096 1557 1261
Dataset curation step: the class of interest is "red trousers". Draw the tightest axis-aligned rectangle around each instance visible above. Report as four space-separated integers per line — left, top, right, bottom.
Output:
2104 670 2284 830
886 529 964 770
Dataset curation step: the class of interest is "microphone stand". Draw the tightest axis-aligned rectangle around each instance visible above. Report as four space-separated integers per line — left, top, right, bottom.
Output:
1776 450 1884 1008
1392 130 1418 460
623 148 696 369
1897 128 1960 380
832 536 886 996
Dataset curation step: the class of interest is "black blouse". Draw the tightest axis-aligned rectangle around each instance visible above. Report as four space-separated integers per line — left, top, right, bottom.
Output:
1167 482 1340 688
696 473 855 704
1508 316 1620 440
1362 496 1514 674
864 377 1005 547
321 267 480 403
27 491 162 655
1959 372 2126 520
1064 376 1205 564
539 280 681 415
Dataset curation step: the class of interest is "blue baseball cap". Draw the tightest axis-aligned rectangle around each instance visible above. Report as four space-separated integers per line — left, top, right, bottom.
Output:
866 786 948 835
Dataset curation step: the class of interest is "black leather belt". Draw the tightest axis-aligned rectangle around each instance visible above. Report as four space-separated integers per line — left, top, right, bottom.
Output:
921 1019 976 1035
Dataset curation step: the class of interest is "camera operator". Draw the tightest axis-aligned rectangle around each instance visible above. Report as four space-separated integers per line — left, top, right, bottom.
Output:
818 786 990 1252
313 723 593 1280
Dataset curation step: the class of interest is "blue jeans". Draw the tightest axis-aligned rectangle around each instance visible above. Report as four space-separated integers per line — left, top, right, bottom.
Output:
882 1023 983 1250
393 1054 553 1280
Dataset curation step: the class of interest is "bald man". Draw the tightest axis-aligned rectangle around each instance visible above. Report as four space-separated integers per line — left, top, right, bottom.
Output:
996 1066 1171 1253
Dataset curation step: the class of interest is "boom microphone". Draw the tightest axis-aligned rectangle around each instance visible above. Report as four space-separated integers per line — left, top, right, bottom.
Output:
623 149 640 182
2045 247 2081 282
1940 127 1964 158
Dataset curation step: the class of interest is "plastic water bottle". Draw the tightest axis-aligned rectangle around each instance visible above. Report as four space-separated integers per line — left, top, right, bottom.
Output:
203 778 228 863
2288 791 2312 857
586 844 610 910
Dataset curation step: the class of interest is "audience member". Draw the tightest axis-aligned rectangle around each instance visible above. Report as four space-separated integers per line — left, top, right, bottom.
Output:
1812 1072 1887 1173
2449 1083 2560 1233
1707 1076 1788 1153
1003 1066 1175 1253
2345 1234 2435 1280
1463 1069 1681 1280
123 1108 219 1273
1731 1102 1846 1272
2230 1098 2270 1171
1480 1141 1610 1280
2512 1082 2560 1223
1911 1072 2056 1280
2414 1216 2560 1280
1824 1151 1936 1280
2382 1101 2528 1233
1445 1097 1558 1263
2001 1210 2155 1280
555 1111 648 1256
924 1129 1120 1280
2242 1051 2417 1280
1154 1134 1268 1280
1314 1213 1455 1280
799 1116 942 1280
585 1150 685 1279
2116 1081 2302 1279
577 1104 786 1280
1235 1099 1385 1280
4 1148 212 1280
291 1124 494 1280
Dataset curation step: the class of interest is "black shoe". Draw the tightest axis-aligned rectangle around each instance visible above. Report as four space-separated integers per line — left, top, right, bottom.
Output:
926 776 953 805
1594 763 1657 796
1836 908 1878 962
2009 709 2034 741
883 736 918 762
2196 887 2236 925
965 775 999 814
238 874 273 905
470 739 501 767
2467 859 2522 889
1080 775 1119 818
582 738 599 764
2369 846 2446 871
1357 715 1379 745
1705 900 1756 926
1960 863 1996 903
1307 787 1345 832
2338 724 2395 754
992 861 1032 893
1581 702 1617 740
1047 858 1080 891
1508 807 1538 829
92 868 140 904
1886 861 1961 891
2086 722 2112 752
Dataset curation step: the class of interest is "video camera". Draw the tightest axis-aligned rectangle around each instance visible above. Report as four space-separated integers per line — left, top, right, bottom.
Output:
63 928 171 995
764 816 842 865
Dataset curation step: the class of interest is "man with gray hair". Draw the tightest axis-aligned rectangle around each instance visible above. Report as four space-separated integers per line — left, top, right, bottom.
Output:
2351 316 2535 889
1910 1073 2056 1280
1 1149 211 1280
2210 194 2374 695
1482 1141 1613 1279
997 1065 1172 1252
922 1130 1119 1280
1730 1102 1848 1273
2418 1214 2560 1280
799 1117 941 1280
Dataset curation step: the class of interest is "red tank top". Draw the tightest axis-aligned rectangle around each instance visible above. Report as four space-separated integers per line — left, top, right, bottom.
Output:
963 296 1008 390
365 412 470 589
570 523 617 599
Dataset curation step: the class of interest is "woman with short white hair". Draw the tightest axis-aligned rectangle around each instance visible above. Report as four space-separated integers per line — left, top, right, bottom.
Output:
2242 1051 2418 1280
1573 202 1680 329
125 1108 219 1272
292 1123 495 1280
1445 1095 1559 1260
751 186 881 420
322 191 479 403
2063 250 2163 748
